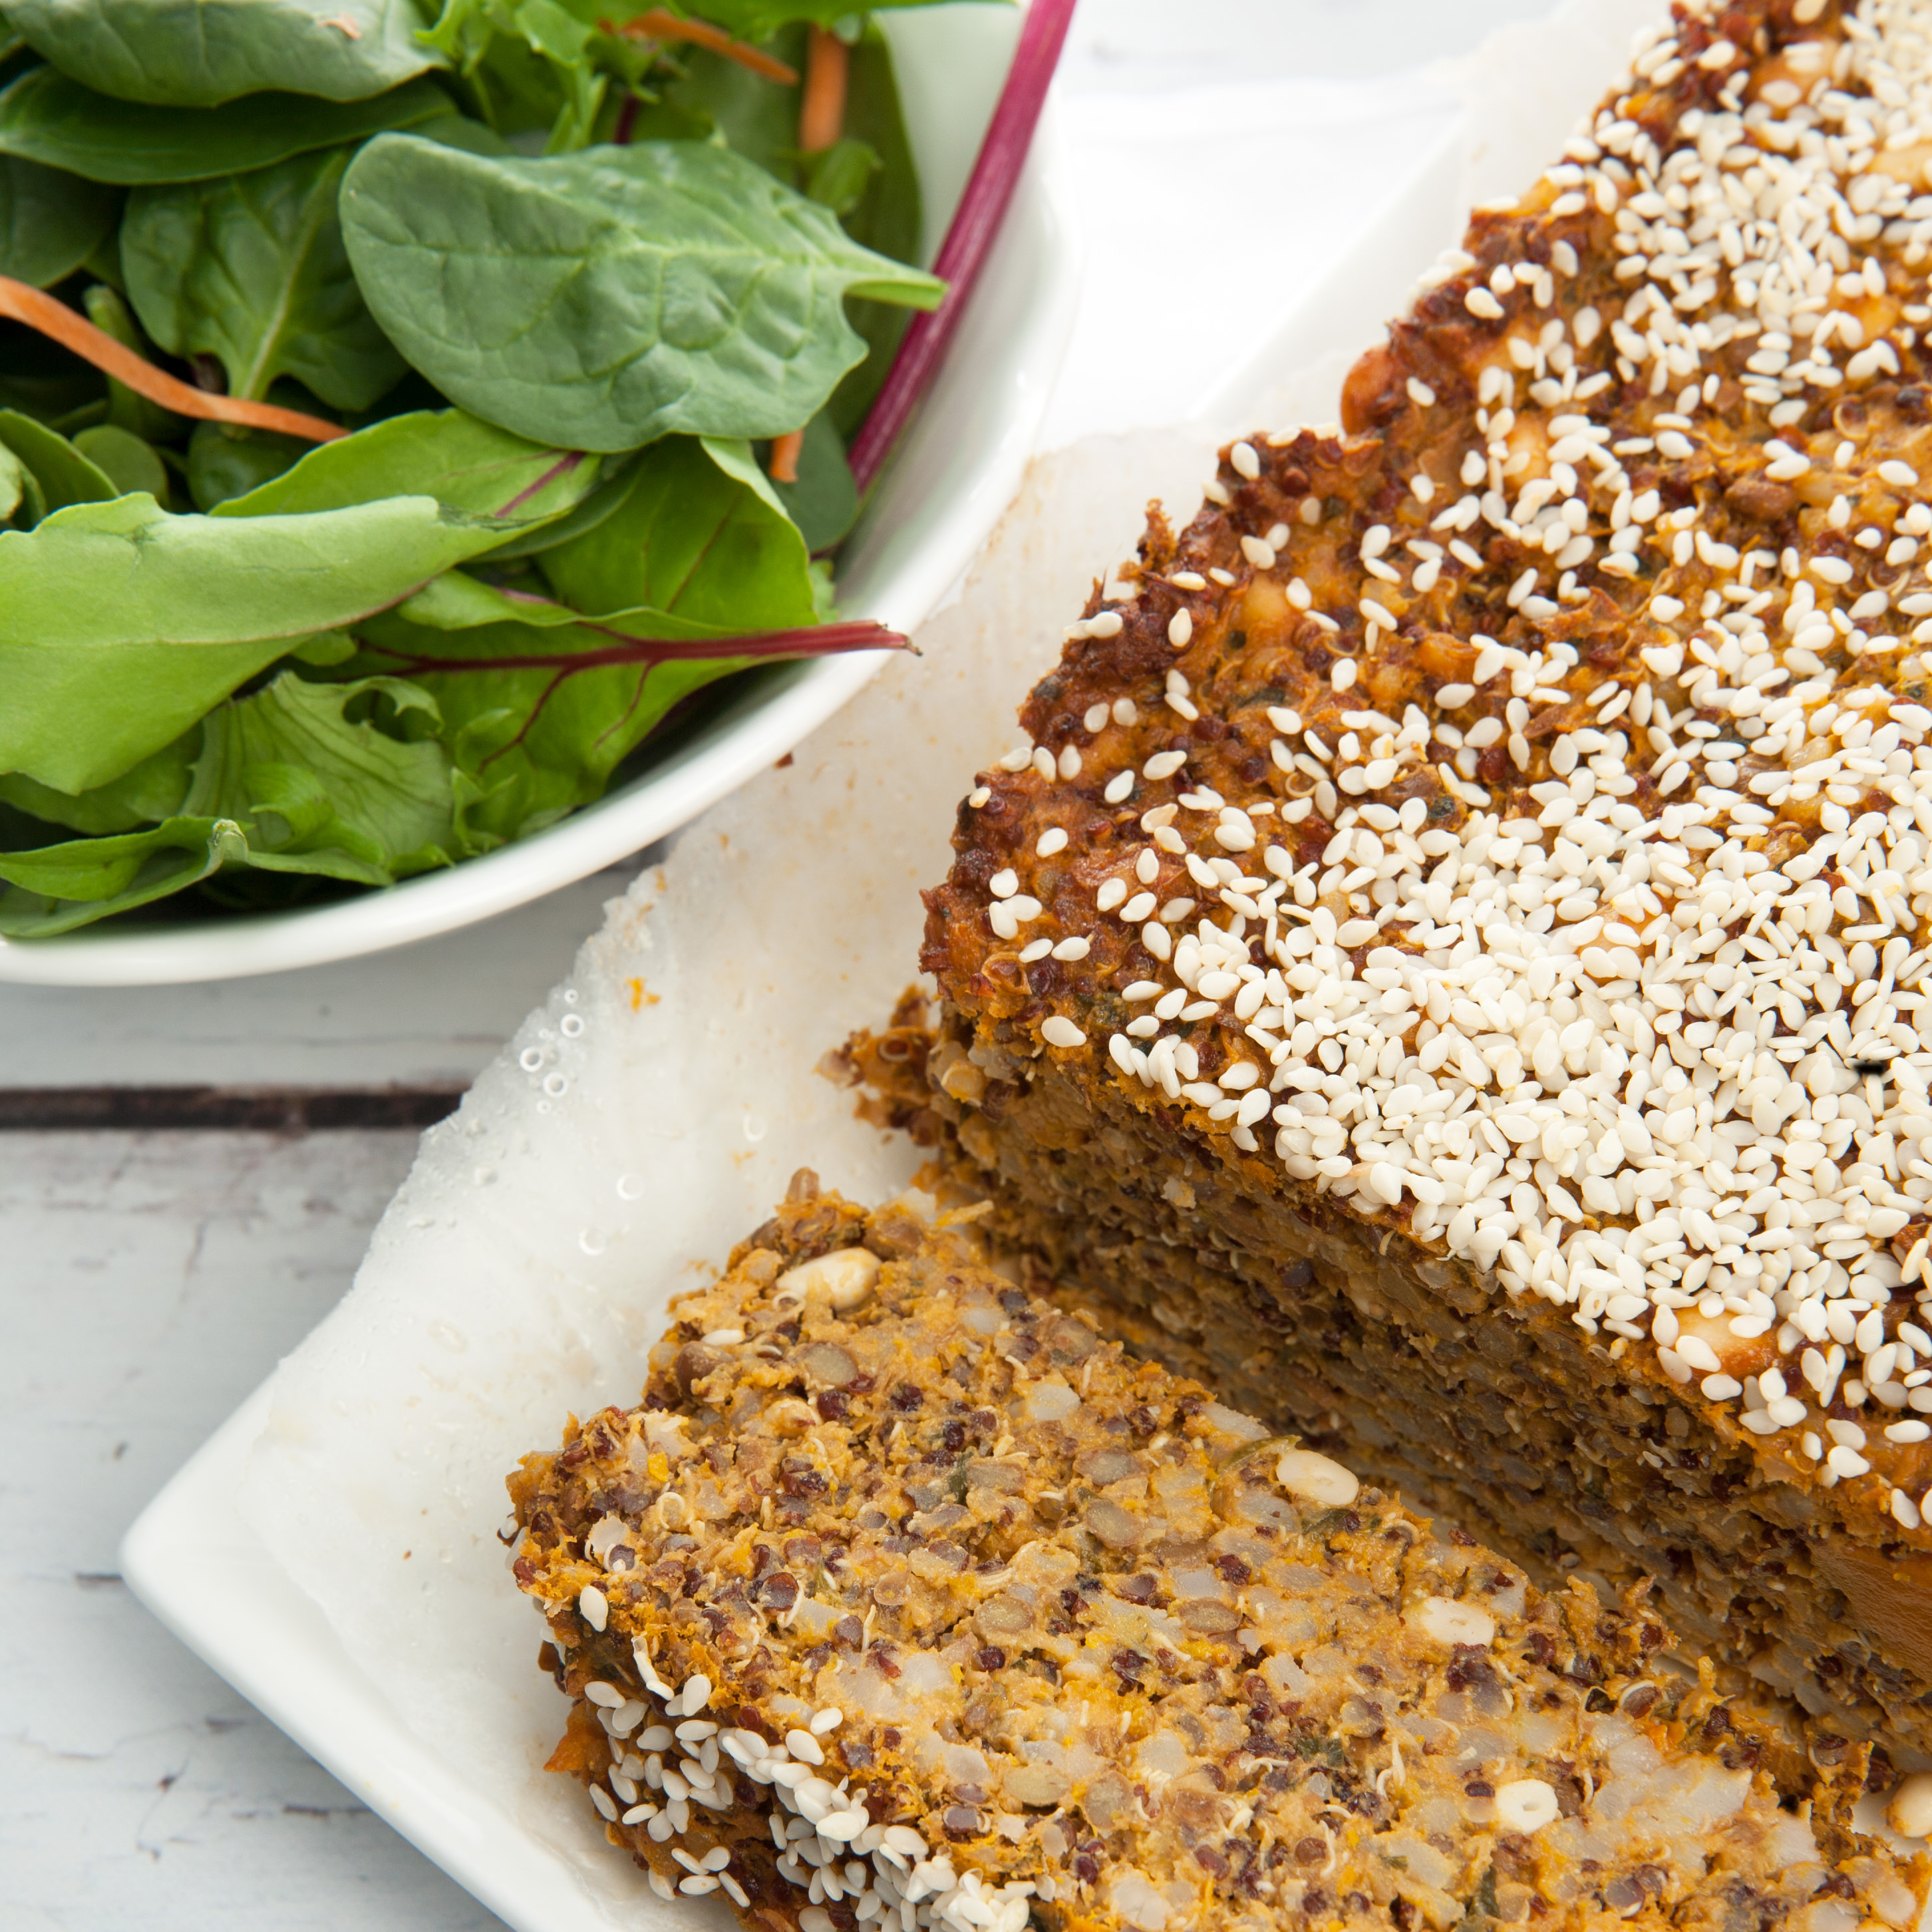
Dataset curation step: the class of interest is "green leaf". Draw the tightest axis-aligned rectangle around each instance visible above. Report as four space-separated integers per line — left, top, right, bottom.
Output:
540 434 816 625
4 0 448 106
0 490 520 792
0 321 106 423
0 671 463 933
0 815 251 936
671 0 1003 38
799 137 880 218
0 734 197 833
339 134 943 452
469 450 637 561
186 420 311 510
826 23 921 434
0 152 116 284
0 67 454 184
0 438 25 522
0 406 118 511
353 434 820 843
411 110 514 158
631 24 799 172
218 405 601 525
182 671 456 878
767 410 857 552
73 423 171 504
627 20 918 434
80 281 184 441
123 145 406 412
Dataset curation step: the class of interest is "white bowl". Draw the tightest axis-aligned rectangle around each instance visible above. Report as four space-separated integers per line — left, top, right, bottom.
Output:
0 3 1080 986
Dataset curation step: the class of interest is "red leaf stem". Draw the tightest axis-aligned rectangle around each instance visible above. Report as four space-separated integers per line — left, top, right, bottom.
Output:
365 617 909 679
845 0 1077 492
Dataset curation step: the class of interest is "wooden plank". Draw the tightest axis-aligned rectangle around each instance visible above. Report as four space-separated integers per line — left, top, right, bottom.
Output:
0 1087 464 1131
0 1126 506 1930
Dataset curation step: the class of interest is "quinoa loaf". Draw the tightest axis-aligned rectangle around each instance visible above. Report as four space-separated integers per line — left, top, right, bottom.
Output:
507 1181 1929 1932
845 0 1932 1782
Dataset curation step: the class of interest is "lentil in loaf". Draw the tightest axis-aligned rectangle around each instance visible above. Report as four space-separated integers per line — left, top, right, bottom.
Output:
872 0 1932 1776
507 1181 1929 1932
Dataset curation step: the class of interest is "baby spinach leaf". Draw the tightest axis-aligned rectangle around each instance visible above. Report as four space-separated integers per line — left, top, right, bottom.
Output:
0 407 118 510
123 144 406 412
0 490 518 792
0 67 452 183
539 434 816 625
339 134 943 452
219 406 601 527
0 152 116 285
412 110 514 158
73 422 170 503
624 18 915 434
82 281 185 441
182 671 456 878
0 815 251 937
799 138 880 218
5 0 447 107
187 420 311 510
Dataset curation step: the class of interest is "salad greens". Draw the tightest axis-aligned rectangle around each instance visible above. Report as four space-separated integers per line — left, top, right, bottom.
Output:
0 67 454 183
3 0 446 106
341 135 940 451
0 0 991 936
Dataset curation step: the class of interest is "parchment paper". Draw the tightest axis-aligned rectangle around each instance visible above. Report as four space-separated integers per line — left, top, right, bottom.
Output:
238 3 1669 1919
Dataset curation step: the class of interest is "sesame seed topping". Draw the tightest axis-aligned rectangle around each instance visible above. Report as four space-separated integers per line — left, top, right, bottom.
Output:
951 0 1932 1502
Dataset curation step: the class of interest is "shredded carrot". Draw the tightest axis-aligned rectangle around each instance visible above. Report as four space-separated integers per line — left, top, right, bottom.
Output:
768 428 803 483
607 9 796 83
797 25 848 154
0 275 346 443
764 27 846 487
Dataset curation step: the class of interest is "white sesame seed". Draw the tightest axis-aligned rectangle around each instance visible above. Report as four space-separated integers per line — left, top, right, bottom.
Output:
1169 609 1193 648
1042 1017 1086 1049
1036 828 1067 857
579 1585 608 1632
1229 441 1260 481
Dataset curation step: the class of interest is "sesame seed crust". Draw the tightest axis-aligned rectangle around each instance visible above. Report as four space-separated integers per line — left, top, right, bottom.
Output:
507 1182 1927 1932
904 0 1932 1766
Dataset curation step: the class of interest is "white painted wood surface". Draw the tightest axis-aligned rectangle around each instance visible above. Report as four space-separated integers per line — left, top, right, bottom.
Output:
0 3 1571 1921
